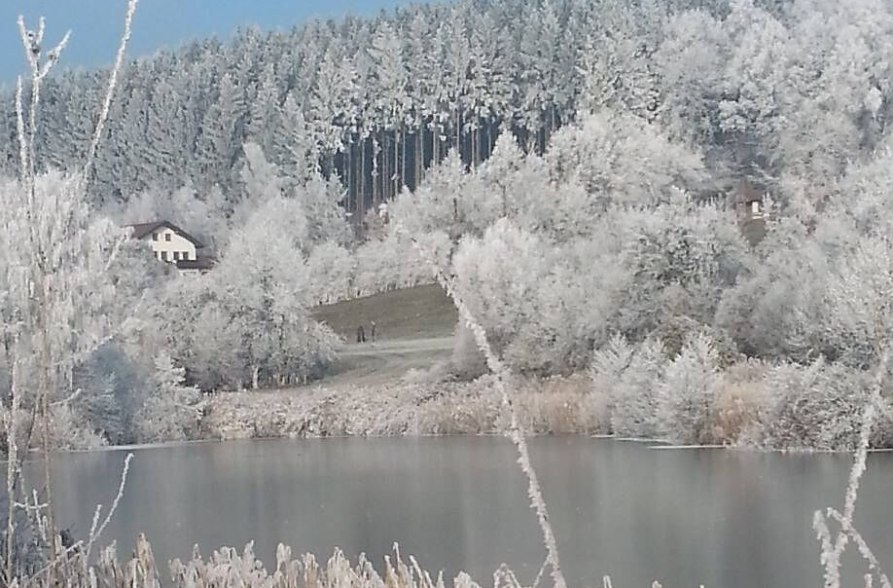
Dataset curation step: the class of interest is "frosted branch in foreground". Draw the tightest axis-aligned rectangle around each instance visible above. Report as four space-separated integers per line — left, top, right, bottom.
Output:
395 223 567 588
86 452 134 560
815 347 891 588
83 0 139 181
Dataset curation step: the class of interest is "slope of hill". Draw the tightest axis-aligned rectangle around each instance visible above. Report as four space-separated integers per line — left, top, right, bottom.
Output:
309 285 458 386
311 284 457 342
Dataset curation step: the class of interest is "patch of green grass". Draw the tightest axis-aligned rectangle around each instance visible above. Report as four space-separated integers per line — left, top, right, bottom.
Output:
311 285 457 341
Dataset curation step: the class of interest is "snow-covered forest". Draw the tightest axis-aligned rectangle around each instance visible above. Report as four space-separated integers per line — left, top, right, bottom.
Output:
1 0 870 210
3 0 893 449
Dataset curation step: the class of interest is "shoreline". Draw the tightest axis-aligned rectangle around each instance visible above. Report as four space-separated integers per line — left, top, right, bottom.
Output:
29 433 893 457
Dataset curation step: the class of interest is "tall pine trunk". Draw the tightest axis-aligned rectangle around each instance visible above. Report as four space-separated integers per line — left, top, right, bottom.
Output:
433 123 439 168
547 106 557 148
417 126 423 188
360 137 368 228
454 109 461 163
381 132 387 202
346 144 353 212
360 138 366 216
372 135 379 209
394 128 401 198
401 128 407 193
471 122 478 169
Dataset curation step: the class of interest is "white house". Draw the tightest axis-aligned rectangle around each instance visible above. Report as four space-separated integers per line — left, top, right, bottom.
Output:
127 220 214 274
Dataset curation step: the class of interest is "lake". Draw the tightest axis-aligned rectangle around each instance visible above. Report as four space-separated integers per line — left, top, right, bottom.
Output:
47 437 893 587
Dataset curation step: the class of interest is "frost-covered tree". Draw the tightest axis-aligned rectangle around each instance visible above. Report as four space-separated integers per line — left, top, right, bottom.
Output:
544 110 707 208
75 343 146 444
822 236 893 368
309 46 356 173
161 194 340 390
238 142 285 204
775 0 893 192
0 172 132 431
273 92 318 184
352 230 438 298
194 73 246 190
248 63 283 155
424 112 746 376
298 176 353 247
717 219 827 360
591 335 667 438
579 0 667 122
655 333 722 444
742 359 887 450
717 141 893 366
308 242 355 305
136 352 201 442
613 190 751 342
234 142 351 248
452 219 582 373
389 151 471 246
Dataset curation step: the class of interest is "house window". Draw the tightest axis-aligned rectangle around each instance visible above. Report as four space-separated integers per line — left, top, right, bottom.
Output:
183 251 190 261
165 233 172 242
152 233 158 241
162 251 169 262
173 252 180 261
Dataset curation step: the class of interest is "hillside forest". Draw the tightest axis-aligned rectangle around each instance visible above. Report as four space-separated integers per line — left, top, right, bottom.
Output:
2 0 893 450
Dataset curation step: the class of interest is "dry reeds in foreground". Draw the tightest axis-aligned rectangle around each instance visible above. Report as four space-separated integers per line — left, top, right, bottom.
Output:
8 534 536 588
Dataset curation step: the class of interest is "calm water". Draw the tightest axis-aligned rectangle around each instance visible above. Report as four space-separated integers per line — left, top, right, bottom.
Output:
45 437 893 587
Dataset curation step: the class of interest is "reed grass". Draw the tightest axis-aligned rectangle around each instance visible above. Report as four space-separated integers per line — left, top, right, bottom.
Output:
8 535 529 588
202 376 598 440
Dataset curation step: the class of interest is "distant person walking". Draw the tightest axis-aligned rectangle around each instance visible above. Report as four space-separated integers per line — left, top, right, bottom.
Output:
370 321 377 342
356 325 366 343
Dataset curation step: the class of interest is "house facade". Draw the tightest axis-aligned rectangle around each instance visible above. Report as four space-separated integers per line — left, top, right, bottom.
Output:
734 182 769 245
127 221 212 273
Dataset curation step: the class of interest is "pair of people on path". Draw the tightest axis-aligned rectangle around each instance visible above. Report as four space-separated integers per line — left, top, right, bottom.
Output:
356 321 376 343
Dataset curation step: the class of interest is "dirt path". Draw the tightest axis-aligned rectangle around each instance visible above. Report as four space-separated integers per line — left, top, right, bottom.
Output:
320 336 455 387
338 337 454 357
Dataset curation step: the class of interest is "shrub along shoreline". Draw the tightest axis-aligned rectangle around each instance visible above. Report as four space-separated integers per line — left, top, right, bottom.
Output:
8 347 889 453
199 353 893 452
200 374 597 441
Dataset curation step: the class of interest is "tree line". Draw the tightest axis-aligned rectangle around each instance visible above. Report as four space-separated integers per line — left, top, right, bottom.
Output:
0 0 821 219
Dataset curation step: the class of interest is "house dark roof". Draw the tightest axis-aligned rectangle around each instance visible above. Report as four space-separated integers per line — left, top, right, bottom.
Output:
176 257 216 271
126 221 204 248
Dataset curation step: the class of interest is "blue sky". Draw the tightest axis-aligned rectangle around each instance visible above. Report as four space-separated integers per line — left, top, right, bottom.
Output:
0 0 415 81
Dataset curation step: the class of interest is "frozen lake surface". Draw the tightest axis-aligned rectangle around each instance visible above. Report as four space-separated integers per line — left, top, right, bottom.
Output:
48 436 893 587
